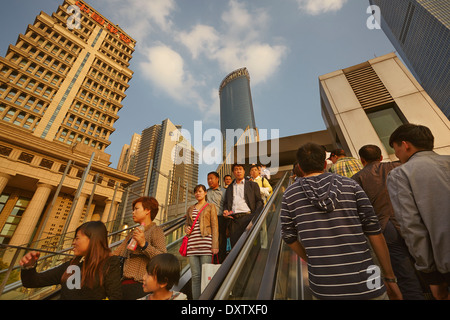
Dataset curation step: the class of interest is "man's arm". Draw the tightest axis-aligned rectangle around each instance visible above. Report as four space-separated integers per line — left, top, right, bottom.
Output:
387 171 435 274
367 233 402 300
287 240 308 262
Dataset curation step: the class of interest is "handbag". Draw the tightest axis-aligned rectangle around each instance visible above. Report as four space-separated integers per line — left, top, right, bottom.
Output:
179 203 208 257
201 254 221 293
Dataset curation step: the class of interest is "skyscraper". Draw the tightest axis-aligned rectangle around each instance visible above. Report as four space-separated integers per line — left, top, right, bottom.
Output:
0 0 138 254
219 67 258 158
369 0 450 118
119 119 199 225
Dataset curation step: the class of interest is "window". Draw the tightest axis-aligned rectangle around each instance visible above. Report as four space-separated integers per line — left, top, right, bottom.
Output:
18 152 34 163
0 197 31 245
0 194 10 215
366 103 406 154
39 158 54 169
3 108 16 122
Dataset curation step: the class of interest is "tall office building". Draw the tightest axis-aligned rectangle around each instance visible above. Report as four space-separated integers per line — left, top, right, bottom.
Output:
369 0 450 118
219 67 258 158
0 0 138 256
320 52 450 161
117 133 141 174
119 119 199 225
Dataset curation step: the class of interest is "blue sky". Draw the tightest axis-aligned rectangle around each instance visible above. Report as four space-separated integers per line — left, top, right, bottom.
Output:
0 0 396 185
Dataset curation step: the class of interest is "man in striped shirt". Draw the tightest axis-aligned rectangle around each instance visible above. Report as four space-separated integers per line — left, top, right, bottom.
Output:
281 143 402 300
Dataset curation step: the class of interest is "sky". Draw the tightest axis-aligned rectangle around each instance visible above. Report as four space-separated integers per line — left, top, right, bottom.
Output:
0 0 396 186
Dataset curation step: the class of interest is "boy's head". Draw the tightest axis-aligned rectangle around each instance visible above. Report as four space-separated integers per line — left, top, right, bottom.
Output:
144 253 180 292
389 124 434 163
296 143 326 175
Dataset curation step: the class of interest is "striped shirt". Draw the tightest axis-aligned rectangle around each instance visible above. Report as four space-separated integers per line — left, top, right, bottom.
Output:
280 173 385 300
187 208 213 256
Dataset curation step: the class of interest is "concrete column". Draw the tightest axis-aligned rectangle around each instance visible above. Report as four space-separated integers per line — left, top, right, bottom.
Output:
0 173 12 195
101 200 113 224
66 193 89 234
9 183 53 247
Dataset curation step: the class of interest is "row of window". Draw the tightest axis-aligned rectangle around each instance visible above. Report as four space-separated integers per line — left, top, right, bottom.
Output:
0 105 39 131
0 85 49 113
93 57 131 84
56 126 106 151
0 143 118 187
10 51 67 77
72 100 116 125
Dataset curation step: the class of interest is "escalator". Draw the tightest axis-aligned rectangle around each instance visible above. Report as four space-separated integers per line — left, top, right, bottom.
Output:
195 171 310 300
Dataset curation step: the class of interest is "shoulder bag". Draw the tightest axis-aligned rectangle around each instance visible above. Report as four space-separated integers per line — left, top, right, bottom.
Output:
179 203 208 257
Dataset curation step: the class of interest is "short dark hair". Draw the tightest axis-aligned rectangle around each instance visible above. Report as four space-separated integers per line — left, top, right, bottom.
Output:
296 143 326 174
194 184 207 200
223 174 232 180
329 148 346 158
207 171 220 179
231 163 245 172
389 124 434 150
132 196 159 221
358 145 382 162
146 253 180 289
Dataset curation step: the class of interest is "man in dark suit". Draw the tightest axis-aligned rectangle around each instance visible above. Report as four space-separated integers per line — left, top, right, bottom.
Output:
223 164 264 247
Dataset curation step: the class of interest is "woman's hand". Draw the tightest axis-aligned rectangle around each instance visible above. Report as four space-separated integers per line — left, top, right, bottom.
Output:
20 251 40 268
133 227 146 248
185 226 191 234
211 249 219 255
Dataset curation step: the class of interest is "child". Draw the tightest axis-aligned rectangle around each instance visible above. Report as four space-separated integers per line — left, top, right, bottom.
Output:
139 253 187 300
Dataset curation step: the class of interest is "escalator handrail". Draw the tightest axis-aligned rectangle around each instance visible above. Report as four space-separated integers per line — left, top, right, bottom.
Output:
256 176 295 300
199 172 289 300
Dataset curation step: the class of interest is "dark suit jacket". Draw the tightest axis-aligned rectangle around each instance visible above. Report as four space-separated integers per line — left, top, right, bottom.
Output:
223 178 264 216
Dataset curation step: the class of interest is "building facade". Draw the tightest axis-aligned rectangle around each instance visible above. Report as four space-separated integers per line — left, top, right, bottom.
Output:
219 67 258 158
320 52 450 161
118 119 199 225
0 0 138 258
369 0 450 118
117 133 141 174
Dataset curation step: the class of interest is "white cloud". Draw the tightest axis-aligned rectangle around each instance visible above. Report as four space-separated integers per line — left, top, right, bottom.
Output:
96 0 176 42
213 44 287 85
177 0 287 85
295 0 348 15
177 25 219 59
140 45 194 101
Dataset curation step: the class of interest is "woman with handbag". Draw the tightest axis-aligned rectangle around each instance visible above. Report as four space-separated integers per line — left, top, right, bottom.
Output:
184 184 219 299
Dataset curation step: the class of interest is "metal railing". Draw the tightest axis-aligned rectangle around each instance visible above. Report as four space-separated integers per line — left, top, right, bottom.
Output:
0 216 187 300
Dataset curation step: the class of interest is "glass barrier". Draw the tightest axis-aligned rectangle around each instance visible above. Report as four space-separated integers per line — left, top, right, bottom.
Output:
220 175 289 300
0 216 187 300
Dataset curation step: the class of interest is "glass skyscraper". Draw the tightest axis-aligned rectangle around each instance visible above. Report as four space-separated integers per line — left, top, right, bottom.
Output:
219 67 257 158
369 0 450 118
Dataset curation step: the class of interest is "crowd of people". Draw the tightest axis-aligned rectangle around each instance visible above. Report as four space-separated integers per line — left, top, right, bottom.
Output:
19 123 448 300
283 123 449 300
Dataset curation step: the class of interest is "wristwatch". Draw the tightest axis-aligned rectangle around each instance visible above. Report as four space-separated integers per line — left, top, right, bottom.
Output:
383 277 397 283
139 241 148 251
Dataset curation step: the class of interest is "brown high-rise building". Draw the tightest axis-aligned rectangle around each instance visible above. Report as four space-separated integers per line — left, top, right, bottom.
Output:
0 0 138 256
